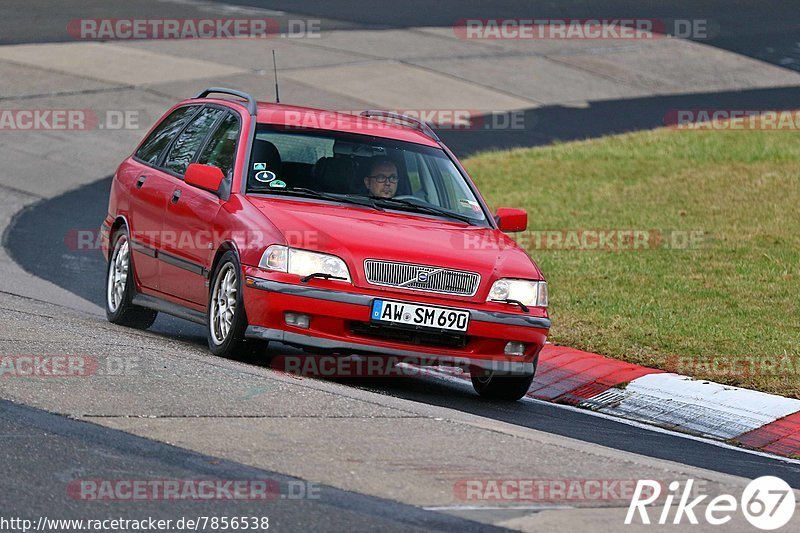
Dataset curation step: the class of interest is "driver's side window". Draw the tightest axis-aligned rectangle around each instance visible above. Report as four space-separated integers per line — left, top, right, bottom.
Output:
197 112 240 178
163 107 225 176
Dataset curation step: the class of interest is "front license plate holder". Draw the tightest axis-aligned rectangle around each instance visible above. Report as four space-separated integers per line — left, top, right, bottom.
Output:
370 299 470 333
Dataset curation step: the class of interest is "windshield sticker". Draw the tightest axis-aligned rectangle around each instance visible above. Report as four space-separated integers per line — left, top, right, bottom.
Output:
459 199 482 213
255 170 276 183
253 162 267 171
269 180 286 188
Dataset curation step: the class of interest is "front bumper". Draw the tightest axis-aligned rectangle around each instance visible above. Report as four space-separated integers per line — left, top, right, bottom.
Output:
242 269 550 375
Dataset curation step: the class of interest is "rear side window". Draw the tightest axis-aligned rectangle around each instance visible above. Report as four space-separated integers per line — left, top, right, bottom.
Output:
197 112 240 178
163 107 225 176
135 106 198 165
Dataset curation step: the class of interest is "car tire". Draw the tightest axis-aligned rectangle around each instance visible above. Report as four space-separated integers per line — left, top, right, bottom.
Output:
207 251 262 358
105 228 158 329
469 366 534 401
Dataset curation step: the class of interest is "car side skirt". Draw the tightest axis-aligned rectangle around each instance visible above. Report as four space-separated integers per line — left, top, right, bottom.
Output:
131 293 206 324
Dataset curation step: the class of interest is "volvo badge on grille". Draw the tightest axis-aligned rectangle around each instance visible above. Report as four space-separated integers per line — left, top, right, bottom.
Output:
400 268 443 287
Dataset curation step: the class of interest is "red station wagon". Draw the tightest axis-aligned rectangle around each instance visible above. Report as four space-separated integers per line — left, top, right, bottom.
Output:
101 88 550 400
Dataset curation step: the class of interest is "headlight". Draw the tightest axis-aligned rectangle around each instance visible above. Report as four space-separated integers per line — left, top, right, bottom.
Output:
487 279 547 307
258 245 351 282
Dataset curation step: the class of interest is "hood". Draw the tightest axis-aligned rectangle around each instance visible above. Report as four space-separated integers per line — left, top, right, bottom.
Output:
247 197 542 301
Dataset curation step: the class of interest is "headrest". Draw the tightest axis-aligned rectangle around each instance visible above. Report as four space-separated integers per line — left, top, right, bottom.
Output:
251 139 282 169
313 157 357 194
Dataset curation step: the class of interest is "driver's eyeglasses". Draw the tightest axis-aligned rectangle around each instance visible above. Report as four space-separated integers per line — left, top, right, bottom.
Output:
368 174 399 184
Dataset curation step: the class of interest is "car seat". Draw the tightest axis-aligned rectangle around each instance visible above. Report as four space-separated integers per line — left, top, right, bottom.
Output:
312 157 357 194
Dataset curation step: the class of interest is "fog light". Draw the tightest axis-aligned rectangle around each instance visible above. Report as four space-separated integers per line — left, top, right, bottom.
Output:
504 341 526 356
285 312 310 329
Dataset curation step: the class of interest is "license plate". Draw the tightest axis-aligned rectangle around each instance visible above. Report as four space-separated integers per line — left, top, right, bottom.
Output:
370 299 469 332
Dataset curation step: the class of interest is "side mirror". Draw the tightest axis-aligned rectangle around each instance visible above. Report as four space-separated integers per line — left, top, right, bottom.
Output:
496 207 527 232
185 163 225 194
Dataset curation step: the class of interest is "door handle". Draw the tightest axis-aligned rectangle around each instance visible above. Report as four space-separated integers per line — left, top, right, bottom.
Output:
136 176 146 189
171 189 182 204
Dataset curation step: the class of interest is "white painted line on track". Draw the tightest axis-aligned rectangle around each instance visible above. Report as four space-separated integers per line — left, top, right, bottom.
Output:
423 505 573 512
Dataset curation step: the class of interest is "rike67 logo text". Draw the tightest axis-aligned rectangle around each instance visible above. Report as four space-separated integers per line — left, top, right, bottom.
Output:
626 477 795 530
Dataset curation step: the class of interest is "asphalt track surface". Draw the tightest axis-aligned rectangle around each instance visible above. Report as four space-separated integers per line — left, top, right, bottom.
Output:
213 0 800 76
6 178 800 490
0 400 504 532
4 1 800 74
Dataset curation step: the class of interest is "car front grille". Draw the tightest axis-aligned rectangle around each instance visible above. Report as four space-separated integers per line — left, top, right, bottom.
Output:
363 259 480 297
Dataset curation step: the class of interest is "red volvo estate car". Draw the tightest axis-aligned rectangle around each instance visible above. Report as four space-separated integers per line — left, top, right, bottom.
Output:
101 88 549 400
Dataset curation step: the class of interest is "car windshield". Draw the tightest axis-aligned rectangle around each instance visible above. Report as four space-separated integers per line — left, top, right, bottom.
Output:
246 125 488 225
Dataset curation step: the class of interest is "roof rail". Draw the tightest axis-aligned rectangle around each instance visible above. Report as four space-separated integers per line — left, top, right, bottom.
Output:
194 87 257 116
360 110 441 143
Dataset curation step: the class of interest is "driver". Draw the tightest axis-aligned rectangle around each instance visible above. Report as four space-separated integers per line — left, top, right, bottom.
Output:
363 157 399 198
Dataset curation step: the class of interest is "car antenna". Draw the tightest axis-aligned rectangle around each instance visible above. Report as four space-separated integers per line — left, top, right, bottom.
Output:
272 49 280 104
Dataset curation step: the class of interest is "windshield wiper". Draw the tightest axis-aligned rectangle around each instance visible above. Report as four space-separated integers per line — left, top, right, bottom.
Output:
300 272 348 283
370 197 476 225
269 188 383 211
490 298 530 313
